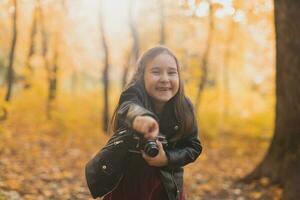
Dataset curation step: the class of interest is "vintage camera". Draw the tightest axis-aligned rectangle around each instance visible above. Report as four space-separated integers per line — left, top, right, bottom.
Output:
132 132 168 157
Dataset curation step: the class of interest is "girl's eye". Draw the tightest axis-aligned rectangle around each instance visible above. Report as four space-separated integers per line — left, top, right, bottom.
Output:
151 71 160 74
168 71 177 75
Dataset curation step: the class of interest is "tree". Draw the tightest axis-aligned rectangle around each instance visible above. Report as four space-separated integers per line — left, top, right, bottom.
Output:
38 0 64 119
159 0 165 45
243 1 300 199
48 41 58 104
99 0 110 132
39 0 54 119
219 12 237 132
5 0 18 102
122 0 140 88
195 0 214 112
23 0 38 89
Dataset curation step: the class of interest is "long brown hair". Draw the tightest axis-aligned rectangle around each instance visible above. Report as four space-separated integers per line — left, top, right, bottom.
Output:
109 46 195 142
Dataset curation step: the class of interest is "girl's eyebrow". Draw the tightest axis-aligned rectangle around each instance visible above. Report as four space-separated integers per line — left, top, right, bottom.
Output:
150 66 177 70
150 67 160 70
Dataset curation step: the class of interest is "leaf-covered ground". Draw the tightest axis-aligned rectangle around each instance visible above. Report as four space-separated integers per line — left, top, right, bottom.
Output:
0 127 282 200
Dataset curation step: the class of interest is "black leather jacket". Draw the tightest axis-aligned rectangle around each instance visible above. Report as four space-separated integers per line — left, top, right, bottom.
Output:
116 83 202 200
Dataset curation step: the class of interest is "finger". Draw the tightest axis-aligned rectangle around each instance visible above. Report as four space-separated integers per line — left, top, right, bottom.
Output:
154 125 159 135
135 123 143 133
150 121 156 131
135 118 142 130
142 152 154 161
146 130 156 139
156 140 163 149
141 124 149 135
147 123 155 134
141 150 150 160
154 121 159 132
148 130 158 139
144 132 151 139
141 150 146 158
150 123 158 134
144 156 152 162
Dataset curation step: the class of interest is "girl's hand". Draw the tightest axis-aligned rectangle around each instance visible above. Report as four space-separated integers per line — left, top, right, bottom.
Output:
141 140 168 167
133 116 159 139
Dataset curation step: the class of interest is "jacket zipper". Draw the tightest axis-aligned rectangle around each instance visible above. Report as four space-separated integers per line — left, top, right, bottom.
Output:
172 170 179 199
117 129 127 135
102 174 124 197
100 138 125 197
102 140 124 150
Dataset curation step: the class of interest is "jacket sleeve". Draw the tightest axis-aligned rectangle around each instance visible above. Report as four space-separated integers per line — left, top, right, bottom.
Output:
164 124 202 169
164 98 202 169
116 86 158 129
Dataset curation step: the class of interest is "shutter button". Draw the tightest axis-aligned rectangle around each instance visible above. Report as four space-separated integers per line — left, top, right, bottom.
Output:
174 125 179 130
102 165 107 170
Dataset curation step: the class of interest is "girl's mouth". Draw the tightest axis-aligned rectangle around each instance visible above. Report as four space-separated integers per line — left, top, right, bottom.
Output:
156 87 171 91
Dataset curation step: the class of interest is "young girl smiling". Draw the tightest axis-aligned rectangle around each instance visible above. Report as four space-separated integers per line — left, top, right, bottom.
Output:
104 46 202 200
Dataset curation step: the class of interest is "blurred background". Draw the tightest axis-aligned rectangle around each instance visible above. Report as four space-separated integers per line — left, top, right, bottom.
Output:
0 0 278 199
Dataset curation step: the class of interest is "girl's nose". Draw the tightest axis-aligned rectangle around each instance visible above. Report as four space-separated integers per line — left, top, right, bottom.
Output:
159 73 169 82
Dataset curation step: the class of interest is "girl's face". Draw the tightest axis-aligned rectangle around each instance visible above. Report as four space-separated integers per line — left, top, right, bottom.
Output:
144 53 179 106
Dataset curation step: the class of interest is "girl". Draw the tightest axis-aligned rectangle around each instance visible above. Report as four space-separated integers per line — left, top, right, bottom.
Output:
104 46 202 200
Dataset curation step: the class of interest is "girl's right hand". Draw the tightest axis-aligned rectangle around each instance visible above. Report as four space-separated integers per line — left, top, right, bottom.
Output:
132 116 159 139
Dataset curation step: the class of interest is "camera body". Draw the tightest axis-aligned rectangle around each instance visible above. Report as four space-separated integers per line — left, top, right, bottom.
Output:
132 132 168 157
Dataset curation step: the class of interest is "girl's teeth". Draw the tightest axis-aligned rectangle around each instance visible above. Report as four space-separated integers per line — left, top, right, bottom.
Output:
158 88 169 91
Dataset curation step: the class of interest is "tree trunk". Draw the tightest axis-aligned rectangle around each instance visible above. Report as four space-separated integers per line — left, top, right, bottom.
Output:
122 0 140 88
24 0 38 89
219 19 236 131
100 0 110 133
48 45 58 102
128 0 139 62
40 1 49 73
159 0 165 45
39 1 52 119
222 19 235 119
242 1 300 199
195 1 214 112
122 49 132 88
5 0 18 102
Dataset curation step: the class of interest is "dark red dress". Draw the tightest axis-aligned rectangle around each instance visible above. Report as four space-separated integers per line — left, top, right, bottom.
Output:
103 153 186 200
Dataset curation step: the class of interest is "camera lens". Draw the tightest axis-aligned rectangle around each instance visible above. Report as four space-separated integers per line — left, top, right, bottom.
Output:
144 141 159 157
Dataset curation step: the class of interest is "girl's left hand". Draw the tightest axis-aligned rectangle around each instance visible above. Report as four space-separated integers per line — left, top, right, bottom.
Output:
141 140 168 167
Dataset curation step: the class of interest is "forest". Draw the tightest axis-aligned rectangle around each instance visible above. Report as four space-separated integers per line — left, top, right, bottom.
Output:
0 0 299 199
